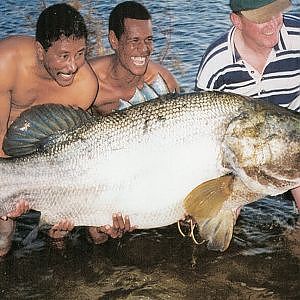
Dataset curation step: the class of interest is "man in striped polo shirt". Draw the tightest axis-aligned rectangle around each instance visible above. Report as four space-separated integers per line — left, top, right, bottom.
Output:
196 0 300 209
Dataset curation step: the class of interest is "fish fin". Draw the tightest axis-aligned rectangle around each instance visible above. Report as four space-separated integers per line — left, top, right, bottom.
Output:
184 174 234 220
197 210 235 251
3 104 95 157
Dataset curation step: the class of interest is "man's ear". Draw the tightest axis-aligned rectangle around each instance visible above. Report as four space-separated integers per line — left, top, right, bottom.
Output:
108 30 119 50
230 12 243 30
36 41 45 61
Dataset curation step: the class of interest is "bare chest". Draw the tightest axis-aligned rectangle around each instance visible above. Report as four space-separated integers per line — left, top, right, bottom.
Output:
9 76 93 125
14 80 81 104
95 82 137 113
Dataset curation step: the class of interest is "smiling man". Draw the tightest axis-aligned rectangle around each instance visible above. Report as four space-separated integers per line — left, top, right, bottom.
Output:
195 0 300 210
196 0 299 110
88 1 179 243
90 1 179 115
0 3 100 256
0 3 98 157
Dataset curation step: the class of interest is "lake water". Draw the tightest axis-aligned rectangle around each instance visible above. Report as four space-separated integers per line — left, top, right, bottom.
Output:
0 1 299 299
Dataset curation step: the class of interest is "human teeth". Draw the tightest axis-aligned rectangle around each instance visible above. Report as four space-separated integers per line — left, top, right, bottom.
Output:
131 57 146 66
60 73 73 79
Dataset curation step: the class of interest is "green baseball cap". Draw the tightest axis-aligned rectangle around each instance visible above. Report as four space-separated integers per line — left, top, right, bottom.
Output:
230 0 291 23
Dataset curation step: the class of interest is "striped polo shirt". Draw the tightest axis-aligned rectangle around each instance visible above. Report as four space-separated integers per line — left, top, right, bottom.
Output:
195 15 300 112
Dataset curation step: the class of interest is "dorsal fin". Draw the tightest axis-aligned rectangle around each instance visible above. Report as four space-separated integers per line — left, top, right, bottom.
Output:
3 104 96 157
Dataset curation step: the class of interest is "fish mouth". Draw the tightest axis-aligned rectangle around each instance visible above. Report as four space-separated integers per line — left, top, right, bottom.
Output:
131 56 147 66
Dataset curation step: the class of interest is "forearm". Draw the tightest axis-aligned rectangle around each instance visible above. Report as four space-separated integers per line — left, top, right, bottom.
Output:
0 92 12 157
291 186 300 212
0 131 7 157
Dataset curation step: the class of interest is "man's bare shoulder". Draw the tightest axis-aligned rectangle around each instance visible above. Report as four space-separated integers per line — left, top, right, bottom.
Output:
74 61 99 102
146 61 179 92
89 55 113 79
0 36 35 90
78 61 98 84
0 36 35 68
0 35 35 53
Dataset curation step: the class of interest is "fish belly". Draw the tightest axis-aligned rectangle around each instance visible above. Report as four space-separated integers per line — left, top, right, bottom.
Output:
0 133 223 229
81 134 223 228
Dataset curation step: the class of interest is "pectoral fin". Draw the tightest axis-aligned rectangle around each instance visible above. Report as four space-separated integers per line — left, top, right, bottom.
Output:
183 174 236 252
184 174 234 220
197 210 236 251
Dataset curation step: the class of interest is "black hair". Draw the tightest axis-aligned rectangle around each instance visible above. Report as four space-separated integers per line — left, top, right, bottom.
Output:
36 3 88 50
109 1 151 40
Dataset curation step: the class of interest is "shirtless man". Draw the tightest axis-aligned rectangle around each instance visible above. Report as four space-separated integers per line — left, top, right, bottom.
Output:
0 3 129 257
90 1 179 115
0 5 98 154
87 1 179 242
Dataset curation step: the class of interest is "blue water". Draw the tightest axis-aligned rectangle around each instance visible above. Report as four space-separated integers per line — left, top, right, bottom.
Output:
1 1 298 92
0 1 299 299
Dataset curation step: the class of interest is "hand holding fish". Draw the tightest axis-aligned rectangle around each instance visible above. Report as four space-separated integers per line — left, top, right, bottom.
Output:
47 214 136 242
291 187 300 212
48 219 75 239
109 213 137 236
0 200 29 256
0 199 30 220
88 214 137 244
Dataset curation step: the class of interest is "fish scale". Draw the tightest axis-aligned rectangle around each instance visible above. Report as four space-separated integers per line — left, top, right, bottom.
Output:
0 91 299 251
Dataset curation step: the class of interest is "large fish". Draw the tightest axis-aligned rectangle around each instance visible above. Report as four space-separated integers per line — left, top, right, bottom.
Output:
0 91 299 251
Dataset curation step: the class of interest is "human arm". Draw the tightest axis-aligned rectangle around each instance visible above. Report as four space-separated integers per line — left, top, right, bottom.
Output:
0 40 30 219
0 85 29 220
291 186 300 213
0 38 18 157
0 73 12 157
0 200 30 257
0 97 10 157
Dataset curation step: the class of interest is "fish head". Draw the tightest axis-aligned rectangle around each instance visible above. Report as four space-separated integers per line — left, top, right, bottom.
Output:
223 103 300 195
